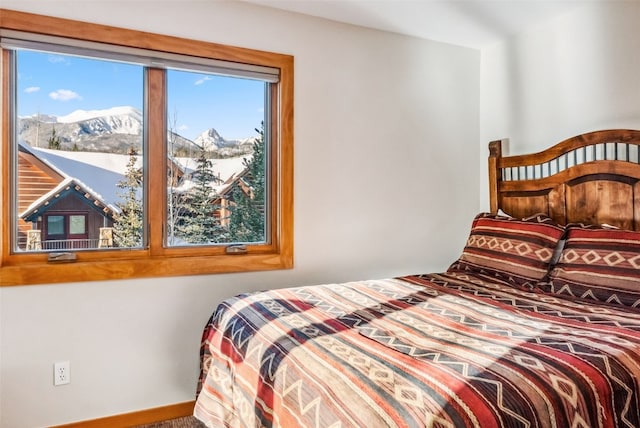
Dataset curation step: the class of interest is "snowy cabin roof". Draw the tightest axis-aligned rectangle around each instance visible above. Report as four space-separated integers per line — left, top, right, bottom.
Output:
19 144 123 220
18 143 250 220
21 176 118 222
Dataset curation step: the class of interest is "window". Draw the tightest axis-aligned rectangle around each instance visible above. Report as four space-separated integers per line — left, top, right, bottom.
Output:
0 9 293 286
165 69 268 247
46 215 65 238
68 215 87 236
43 213 89 249
14 49 144 252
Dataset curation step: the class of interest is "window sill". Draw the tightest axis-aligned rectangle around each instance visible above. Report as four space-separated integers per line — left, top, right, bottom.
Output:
0 251 293 286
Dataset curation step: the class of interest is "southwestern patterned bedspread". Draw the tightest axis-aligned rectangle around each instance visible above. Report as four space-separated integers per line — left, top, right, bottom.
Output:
194 272 640 428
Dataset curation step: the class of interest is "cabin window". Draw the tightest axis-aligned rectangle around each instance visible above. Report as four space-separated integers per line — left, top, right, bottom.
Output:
44 213 89 248
46 215 65 238
0 10 293 285
68 215 87 237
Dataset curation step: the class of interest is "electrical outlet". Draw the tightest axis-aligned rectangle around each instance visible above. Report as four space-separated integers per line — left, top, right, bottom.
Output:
54 361 70 386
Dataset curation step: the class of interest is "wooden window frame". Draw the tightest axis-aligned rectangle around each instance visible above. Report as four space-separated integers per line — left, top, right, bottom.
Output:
0 9 294 286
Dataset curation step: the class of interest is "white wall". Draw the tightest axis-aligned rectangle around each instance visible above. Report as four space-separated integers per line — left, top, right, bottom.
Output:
0 2 480 426
479 1 640 209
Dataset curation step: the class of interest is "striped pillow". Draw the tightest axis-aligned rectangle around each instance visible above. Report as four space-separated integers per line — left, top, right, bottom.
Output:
544 225 640 307
448 213 565 288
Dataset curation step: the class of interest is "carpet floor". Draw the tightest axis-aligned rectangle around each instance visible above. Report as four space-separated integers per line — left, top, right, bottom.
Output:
135 416 206 428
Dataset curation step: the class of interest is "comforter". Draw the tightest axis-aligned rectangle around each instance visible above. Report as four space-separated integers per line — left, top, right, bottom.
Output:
194 272 640 427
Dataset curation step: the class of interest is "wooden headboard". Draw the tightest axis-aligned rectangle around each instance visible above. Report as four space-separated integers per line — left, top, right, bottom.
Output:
489 129 640 230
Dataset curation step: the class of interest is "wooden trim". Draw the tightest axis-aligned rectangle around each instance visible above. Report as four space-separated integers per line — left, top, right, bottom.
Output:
0 10 288 69
51 400 195 428
0 49 10 268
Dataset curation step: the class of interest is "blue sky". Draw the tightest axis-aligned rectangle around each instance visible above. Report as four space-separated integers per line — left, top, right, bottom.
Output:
17 50 265 141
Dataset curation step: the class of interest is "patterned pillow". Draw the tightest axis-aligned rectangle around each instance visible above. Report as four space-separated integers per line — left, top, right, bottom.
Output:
543 225 640 307
447 213 565 289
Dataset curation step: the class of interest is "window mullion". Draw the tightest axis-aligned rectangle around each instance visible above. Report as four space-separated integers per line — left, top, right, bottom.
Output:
146 67 167 255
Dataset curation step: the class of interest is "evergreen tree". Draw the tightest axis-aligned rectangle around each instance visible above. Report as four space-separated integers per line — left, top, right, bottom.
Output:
47 127 61 150
112 148 143 247
228 123 266 243
176 146 224 244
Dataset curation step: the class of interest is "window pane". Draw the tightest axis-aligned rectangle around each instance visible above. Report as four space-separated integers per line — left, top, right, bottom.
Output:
46 215 65 236
69 215 86 234
166 69 267 246
14 50 144 252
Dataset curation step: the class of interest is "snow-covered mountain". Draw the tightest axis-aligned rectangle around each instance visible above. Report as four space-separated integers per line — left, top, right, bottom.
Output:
57 106 142 135
18 106 253 157
194 128 255 157
195 128 228 150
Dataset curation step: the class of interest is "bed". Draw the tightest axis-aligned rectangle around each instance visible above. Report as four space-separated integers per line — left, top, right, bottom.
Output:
194 129 640 427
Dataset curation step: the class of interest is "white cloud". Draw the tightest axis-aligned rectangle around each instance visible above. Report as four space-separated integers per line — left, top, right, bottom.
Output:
24 86 40 94
48 55 68 64
49 89 82 101
194 76 212 85
178 124 189 132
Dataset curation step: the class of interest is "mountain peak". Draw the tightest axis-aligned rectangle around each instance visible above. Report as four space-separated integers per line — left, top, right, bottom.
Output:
194 128 226 150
